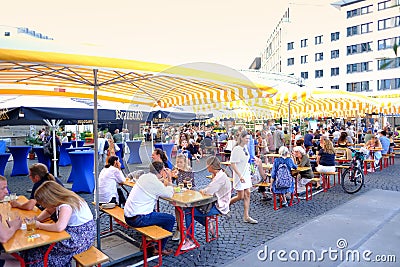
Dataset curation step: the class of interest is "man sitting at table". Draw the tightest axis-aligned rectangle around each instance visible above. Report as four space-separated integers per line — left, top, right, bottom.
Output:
182 156 232 250
10 163 63 213
124 161 175 256
0 175 22 267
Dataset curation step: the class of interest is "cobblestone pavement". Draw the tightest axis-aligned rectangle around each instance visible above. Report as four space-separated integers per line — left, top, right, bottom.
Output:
5 143 400 267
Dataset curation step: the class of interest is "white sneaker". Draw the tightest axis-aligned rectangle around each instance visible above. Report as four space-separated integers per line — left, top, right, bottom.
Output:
181 240 196 251
171 230 180 241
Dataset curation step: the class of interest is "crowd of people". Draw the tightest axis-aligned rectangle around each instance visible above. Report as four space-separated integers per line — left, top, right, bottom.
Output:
1 119 398 265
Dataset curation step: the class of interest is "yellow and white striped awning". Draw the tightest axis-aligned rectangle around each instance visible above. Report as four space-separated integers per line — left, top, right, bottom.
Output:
0 39 277 108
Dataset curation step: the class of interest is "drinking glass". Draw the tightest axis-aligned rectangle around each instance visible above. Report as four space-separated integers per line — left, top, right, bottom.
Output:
186 181 192 190
10 193 17 201
25 217 36 234
178 182 184 192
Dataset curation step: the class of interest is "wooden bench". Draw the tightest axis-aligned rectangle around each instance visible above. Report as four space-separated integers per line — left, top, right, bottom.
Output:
363 159 375 174
73 246 109 267
304 178 323 201
336 165 350 185
99 206 172 267
313 171 338 192
381 154 390 169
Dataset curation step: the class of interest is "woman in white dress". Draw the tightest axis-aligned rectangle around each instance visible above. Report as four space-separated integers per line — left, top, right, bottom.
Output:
229 130 258 224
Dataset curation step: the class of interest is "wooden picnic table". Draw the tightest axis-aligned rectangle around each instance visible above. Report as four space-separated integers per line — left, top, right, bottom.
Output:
161 190 216 256
1 196 70 266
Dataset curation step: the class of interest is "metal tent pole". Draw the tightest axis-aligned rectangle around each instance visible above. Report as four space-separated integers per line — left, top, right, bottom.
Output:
93 69 101 249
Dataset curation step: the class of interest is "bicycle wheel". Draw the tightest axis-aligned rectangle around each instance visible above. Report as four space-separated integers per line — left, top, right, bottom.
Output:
341 167 364 194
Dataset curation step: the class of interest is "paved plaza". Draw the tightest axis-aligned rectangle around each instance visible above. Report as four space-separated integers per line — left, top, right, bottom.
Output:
5 142 400 267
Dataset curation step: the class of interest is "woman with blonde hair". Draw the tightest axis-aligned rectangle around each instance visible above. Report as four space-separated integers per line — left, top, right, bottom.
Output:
315 136 336 189
22 181 95 267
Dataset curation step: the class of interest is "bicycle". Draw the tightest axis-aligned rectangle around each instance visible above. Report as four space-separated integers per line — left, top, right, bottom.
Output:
341 148 365 194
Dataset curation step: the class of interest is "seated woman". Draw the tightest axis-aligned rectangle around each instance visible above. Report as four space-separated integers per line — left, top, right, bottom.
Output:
182 156 231 250
21 181 95 267
269 146 297 207
11 163 64 212
178 139 200 162
98 156 126 206
292 146 314 189
171 153 195 242
364 136 383 169
315 136 336 189
337 132 352 160
0 175 22 267
152 148 170 168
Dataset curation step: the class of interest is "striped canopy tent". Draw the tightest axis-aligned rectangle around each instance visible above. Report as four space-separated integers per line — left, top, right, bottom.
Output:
0 38 280 247
367 93 400 115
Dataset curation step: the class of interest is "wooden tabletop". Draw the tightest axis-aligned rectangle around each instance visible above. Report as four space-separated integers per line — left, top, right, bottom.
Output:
122 179 135 187
161 190 216 208
1 196 70 253
265 154 280 158
294 166 311 172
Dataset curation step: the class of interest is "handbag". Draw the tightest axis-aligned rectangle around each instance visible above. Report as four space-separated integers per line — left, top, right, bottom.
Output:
197 201 216 214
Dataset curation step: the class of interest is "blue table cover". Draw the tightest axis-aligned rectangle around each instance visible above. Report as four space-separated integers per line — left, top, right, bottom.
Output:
68 150 94 193
154 143 175 169
32 146 51 170
8 146 31 176
115 143 125 169
0 153 10 176
71 140 85 148
59 142 72 166
126 140 142 164
0 141 6 153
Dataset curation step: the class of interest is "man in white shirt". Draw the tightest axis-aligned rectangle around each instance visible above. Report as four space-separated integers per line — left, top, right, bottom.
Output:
124 162 175 255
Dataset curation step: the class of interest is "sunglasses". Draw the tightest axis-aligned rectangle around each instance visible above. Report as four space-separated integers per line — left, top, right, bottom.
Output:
243 147 248 156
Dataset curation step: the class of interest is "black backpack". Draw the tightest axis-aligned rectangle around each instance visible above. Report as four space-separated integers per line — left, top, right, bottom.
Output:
43 137 53 157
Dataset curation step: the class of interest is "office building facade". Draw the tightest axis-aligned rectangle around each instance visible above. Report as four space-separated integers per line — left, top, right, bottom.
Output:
260 0 400 95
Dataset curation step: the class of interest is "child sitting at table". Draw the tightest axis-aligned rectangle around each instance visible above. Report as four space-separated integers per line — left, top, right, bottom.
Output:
21 181 95 267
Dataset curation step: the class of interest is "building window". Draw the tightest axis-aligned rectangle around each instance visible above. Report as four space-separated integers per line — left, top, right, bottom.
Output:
347 5 372 18
378 16 400 31
331 67 339 76
287 58 294 66
347 26 359 36
377 78 400 90
378 0 391 10
346 81 370 92
331 85 339 89
346 61 371 73
315 70 323 78
331 32 339 41
315 52 323 62
287 42 294 50
301 72 308 79
331 50 339 59
361 22 372 34
378 37 400 50
301 55 308 64
4 32 10 37
315 35 322 45
378 57 400 70
301 39 308 48
347 42 372 55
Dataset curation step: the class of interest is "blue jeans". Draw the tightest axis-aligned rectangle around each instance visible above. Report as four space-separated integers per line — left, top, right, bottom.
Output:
125 212 175 250
184 205 221 235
